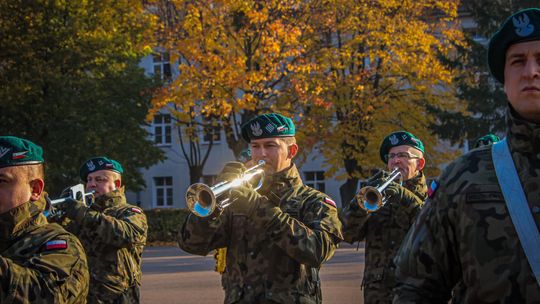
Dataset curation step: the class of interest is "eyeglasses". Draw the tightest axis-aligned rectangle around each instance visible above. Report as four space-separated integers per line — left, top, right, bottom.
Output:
386 152 421 162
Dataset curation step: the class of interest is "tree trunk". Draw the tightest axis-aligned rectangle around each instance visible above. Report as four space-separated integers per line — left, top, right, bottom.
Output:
189 165 203 185
340 177 358 208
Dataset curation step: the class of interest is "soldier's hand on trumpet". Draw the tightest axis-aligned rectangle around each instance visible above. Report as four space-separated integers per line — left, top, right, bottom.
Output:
54 198 88 222
229 183 280 229
380 182 423 208
216 162 246 184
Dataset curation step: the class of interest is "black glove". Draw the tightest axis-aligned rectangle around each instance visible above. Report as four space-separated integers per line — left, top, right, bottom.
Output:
228 183 280 228
54 198 88 222
383 182 421 207
216 162 246 184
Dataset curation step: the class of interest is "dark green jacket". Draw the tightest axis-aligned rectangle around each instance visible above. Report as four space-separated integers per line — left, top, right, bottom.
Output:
63 187 147 303
394 110 540 303
340 172 427 303
178 164 343 304
0 198 89 303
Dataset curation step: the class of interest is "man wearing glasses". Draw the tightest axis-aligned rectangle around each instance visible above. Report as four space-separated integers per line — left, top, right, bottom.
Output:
339 131 427 303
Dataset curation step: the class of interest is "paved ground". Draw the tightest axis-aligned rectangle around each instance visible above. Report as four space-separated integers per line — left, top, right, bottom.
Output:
141 242 365 303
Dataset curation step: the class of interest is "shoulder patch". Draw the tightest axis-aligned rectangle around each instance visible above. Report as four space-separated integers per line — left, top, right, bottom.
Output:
427 180 439 198
324 197 337 208
130 207 142 214
43 240 68 251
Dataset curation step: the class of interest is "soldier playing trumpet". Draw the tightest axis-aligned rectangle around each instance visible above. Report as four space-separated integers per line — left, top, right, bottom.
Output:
339 131 428 303
178 113 343 304
51 156 147 303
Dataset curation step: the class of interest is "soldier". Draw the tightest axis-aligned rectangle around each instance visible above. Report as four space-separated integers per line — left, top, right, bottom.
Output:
393 8 540 303
339 131 427 303
0 136 89 303
474 133 501 148
54 156 147 303
178 113 343 303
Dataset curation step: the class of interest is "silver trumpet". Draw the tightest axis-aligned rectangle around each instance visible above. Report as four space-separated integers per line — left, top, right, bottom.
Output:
46 184 95 217
356 168 402 213
186 160 266 218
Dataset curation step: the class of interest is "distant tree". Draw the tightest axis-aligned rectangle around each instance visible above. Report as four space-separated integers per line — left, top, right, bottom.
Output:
0 0 164 194
292 0 465 204
149 0 315 158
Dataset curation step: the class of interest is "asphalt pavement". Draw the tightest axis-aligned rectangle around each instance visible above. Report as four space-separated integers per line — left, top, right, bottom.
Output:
141 242 365 303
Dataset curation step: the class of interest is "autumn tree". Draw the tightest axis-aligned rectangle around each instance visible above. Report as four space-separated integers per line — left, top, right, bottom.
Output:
291 0 466 204
0 0 164 193
149 0 314 161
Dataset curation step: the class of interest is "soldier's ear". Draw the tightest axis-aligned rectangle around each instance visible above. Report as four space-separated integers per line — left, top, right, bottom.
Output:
114 179 121 189
288 144 298 159
416 158 426 171
29 178 44 201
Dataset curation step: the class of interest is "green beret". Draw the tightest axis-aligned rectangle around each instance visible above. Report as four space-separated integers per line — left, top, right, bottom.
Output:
474 133 501 148
488 8 540 84
79 156 124 181
379 131 424 163
0 136 43 168
241 113 295 143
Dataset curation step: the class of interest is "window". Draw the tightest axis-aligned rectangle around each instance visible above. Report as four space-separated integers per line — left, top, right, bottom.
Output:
154 176 173 207
153 114 171 146
304 171 325 192
201 118 221 144
153 52 172 80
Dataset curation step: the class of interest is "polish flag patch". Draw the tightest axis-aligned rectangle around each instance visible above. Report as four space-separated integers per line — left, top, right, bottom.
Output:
12 151 28 160
131 207 142 214
427 180 439 198
324 197 336 208
44 240 68 251
105 163 114 169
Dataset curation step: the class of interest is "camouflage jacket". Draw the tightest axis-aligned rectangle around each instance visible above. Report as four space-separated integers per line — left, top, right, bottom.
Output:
393 110 540 303
339 172 427 299
0 198 89 303
178 164 343 304
63 187 147 302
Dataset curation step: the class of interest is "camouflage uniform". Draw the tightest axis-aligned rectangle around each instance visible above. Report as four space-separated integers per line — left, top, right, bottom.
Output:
178 164 343 304
62 187 147 304
340 172 427 303
0 198 89 303
393 110 540 303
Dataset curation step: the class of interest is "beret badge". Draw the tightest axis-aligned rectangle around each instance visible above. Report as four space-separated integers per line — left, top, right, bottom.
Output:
513 13 534 37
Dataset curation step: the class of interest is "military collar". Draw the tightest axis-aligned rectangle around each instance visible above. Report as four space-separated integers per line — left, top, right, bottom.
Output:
403 171 428 201
260 164 303 196
92 187 127 210
0 197 47 244
506 108 540 156
273 164 303 186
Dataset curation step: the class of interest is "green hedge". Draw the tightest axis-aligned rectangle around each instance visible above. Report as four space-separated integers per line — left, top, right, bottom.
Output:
145 208 190 244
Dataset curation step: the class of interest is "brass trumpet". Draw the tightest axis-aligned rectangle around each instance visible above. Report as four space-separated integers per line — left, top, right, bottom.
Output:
186 160 266 217
356 168 402 212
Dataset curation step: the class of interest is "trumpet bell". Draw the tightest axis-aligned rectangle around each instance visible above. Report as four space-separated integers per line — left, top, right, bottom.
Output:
357 185 383 212
186 183 217 217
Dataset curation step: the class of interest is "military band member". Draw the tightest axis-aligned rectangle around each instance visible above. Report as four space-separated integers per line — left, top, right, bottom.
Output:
393 8 540 303
54 157 147 303
178 113 343 304
0 136 89 303
339 131 427 303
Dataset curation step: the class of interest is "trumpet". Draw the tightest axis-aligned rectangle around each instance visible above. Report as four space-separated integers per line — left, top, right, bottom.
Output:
46 184 95 217
356 168 402 212
186 160 266 218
